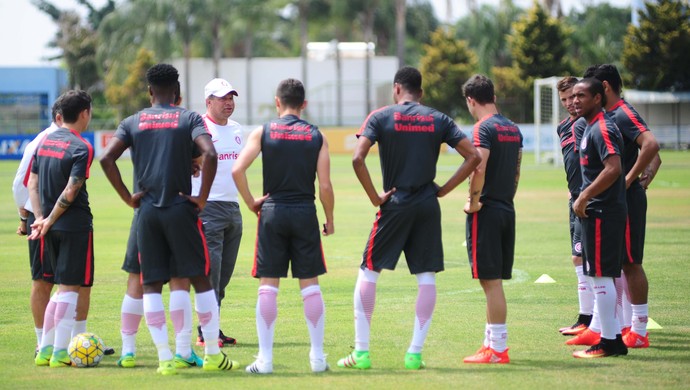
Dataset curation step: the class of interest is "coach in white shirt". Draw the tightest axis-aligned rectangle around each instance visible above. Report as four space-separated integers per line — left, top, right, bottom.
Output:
192 78 244 347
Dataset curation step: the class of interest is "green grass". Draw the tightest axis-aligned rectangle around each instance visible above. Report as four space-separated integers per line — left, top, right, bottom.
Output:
1 151 689 389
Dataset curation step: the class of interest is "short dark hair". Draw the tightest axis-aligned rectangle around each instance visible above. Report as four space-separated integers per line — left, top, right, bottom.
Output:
578 78 607 108
50 96 62 122
276 78 305 108
59 90 91 123
462 74 494 104
146 63 180 94
582 64 622 95
557 76 579 92
394 66 422 95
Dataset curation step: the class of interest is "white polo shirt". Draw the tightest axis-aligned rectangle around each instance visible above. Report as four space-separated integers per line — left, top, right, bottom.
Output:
191 115 243 203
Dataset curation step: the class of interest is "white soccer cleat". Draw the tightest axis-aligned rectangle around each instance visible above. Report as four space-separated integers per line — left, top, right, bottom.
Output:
310 357 330 373
245 358 272 374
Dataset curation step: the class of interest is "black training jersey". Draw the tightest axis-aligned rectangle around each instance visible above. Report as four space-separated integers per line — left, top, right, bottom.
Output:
606 99 651 192
31 128 93 232
579 111 627 210
472 113 523 210
114 104 210 208
261 114 323 204
358 102 466 206
557 116 582 197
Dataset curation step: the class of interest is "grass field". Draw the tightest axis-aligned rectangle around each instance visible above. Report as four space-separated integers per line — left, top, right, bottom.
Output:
1 151 689 389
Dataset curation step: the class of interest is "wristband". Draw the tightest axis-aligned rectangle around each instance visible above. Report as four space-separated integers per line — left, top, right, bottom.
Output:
20 216 28 222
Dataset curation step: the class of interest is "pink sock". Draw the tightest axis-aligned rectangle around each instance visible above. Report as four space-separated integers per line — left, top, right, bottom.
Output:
302 285 325 360
170 290 192 358
354 268 378 351
54 291 78 351
407 280 436 354
256 285 278 362
120 295 143 356
143 293 173 361
39 294 58 350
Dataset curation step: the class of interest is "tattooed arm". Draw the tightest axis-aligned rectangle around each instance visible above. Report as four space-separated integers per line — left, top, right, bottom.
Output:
28 175 85 240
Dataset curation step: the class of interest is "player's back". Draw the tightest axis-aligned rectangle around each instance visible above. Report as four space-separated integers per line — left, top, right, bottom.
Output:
115 105 207 208
473 113 522 209
261 114 322 204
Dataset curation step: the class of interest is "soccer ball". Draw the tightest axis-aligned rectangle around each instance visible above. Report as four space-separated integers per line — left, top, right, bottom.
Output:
68 332 105 367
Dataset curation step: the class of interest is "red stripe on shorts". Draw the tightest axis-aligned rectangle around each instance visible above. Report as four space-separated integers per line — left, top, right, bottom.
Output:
595 218 602 277
472 212 479 278
84 231 93 285
365 210 382 270
624 216 633 263
196 218 211 275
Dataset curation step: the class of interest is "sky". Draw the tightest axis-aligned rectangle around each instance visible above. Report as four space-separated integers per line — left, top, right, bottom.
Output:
0 0 632 67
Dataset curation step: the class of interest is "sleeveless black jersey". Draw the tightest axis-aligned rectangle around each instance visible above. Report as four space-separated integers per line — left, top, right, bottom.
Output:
579 111 627 210
114 104 209 207
557 116 582 197
358 102 466 207
606 99 651 192
31 128 93 232
472 114 523 210
261 114 323 204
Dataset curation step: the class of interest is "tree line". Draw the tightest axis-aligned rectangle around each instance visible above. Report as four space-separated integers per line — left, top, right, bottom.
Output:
34 0 690 125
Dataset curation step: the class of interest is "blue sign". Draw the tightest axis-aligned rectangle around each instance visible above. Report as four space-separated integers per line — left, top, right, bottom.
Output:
0 132 96 160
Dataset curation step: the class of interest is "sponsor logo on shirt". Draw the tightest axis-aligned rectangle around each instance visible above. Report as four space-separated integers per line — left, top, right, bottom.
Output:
393 112 435 133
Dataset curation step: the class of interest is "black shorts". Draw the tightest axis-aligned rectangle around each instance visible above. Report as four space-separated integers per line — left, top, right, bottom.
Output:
253 203 326 279
361 195 443 274
121 209 141 274
466 206 515 280
581 209 625 278
41 229 94 287
623 186 647 265
569 198 583 257
137 201 210 285
27 212 55 283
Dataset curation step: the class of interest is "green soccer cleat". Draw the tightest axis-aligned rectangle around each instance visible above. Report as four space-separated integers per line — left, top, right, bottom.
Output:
203 351 239 371
337 350 371 369
404 352 426 370
49 349 72 368
174 351 204 368
157 359 177 375
117 353 136 368
34 346 53 366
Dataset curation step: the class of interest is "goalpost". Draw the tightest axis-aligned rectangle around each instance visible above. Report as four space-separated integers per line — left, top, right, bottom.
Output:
534 77 568 166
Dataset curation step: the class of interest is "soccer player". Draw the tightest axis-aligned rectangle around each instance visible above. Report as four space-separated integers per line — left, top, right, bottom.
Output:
114 92 203 370
28 90 96 367
584 64 661 348
571 77 628 358
555 76 594 336
337 66 481 370
192 78 244 348
14 99 115 360
100 63 238 375
462 74 522 364
232 78 334 374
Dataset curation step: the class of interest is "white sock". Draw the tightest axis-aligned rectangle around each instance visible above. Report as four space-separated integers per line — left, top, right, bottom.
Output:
195 290 220 355
615 276 625 332
35 327 43 347
620 271 632 328
301 285 325 361
488 323 508 353
256 285 278 363
407 272 436 354
631 304 649 336
588 286 602 333
39 294 59 350
483 323 491 348
576 265 594 315
54 291 78 351
120 294 143 356
590 277 619 339
143 293 173 361
71 320 87 339
170 290 192 359
354 268 379 352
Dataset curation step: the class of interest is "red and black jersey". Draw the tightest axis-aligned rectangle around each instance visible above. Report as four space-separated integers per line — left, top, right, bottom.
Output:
31 128 93 232
261 114 323 204
473 113 523 210
114 104 209 208
557 116 582 198
606 99 651 191
579 111 627 210
358 102 466 207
